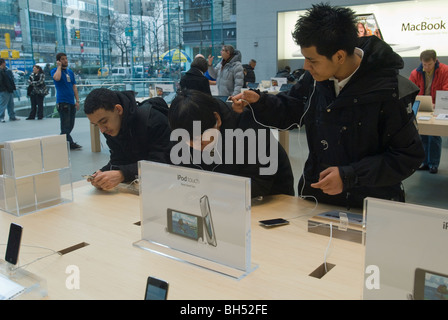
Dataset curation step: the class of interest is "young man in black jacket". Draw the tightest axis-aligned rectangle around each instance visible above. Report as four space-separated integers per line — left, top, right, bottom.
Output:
232 3 424 209
169 89 295 199
84 88 171 190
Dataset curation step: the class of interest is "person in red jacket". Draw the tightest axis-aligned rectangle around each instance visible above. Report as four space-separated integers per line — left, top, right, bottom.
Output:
409 50 448 174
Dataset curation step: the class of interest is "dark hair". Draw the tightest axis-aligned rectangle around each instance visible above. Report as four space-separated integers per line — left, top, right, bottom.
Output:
420 49 437 62
292 3 358 59
169 90 219 137
222 45 235 56
33 65 43 73
84 88 120 114
0 58 5 65
191 56 208 73
56 52 67 61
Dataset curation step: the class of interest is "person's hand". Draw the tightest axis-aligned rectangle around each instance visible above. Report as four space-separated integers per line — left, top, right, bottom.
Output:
56 61 62 68
75 101 80 110
207 55 214 66
310 167 343 195
230 90 261 113
90 170 124 190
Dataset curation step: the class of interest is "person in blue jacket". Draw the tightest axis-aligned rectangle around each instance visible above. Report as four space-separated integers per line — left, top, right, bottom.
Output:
51 53 81 150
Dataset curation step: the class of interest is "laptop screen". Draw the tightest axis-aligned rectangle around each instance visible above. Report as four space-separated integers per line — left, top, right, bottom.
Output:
355 13 383 40
435 90 448 114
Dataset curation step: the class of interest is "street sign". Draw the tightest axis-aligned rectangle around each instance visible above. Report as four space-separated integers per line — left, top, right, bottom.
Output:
6 58 35 72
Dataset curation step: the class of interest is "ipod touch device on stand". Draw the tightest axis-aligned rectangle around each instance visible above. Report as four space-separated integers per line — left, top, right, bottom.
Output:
200 195 217 247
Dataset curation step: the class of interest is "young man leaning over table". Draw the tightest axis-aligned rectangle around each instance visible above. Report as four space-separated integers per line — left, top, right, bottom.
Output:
83 88 172 190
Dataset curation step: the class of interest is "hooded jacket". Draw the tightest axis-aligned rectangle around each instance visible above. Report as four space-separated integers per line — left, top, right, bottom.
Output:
180 98 295 198
208 50 244 96
100 91 172 182
409 60 448 103
248 36 425 208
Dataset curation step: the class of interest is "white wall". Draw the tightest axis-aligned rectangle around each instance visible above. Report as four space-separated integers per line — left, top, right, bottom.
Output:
236 0 448 81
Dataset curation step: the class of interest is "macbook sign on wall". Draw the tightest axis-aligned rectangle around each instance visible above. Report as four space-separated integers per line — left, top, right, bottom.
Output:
279 0 448 59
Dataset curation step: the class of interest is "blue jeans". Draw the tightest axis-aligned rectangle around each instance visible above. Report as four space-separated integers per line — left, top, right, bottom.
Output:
58 103 76 144
0 91 16 120
420 135 442 168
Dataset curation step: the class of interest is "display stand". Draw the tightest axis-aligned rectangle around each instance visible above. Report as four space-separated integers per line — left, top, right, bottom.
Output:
363 197 448 300
133 239 258 280
0 260 47 300
136 161 256 280
0 135 73 216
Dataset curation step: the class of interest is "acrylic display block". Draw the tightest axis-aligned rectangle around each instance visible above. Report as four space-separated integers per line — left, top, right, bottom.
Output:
0 260 48 300
2 138 42 178
40 135 70 171
135 161 256 279
0 135 73 216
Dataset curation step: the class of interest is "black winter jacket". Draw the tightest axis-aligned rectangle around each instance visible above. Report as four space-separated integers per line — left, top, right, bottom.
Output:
180 67 212 95
243 64 256 87
175 98 295 198
0 68 16 93
249 36 425 208
100 91 172 182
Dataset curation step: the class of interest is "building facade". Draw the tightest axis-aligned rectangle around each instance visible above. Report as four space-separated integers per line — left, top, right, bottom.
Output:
0 0 237 75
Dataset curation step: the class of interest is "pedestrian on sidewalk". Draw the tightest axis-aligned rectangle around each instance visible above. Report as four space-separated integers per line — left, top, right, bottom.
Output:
26 64 48 120
0 58 20 122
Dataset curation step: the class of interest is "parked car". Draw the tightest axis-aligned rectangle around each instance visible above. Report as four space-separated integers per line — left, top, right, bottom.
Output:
132 65 148 79
110 67 131 80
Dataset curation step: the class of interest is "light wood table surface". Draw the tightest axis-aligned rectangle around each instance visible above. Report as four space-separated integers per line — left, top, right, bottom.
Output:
0 181 365 300
416 111 448 136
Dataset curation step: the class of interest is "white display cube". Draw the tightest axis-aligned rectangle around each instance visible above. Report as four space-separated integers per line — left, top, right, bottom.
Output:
40 135 69 171
35 171 62 205
0 135 73 216
3 138 42 178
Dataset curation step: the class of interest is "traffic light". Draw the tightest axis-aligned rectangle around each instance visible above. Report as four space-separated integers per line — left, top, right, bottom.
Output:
75 30 80 39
